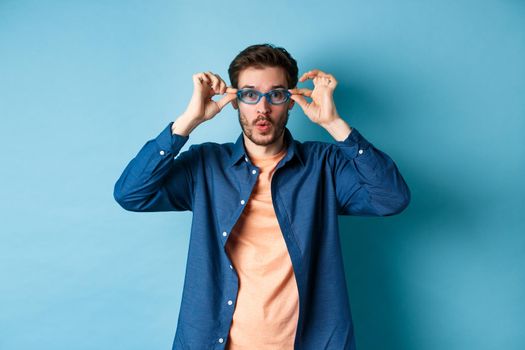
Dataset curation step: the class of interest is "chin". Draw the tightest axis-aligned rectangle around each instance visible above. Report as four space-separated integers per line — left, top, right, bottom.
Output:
249 129 280 146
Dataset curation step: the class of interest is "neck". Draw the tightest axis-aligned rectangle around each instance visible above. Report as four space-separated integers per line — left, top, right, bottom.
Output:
243 132 286 159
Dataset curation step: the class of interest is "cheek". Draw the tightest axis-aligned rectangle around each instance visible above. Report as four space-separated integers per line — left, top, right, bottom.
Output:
239 106 251 119
239 105 251 114
275 105 288 115
239 105 260 119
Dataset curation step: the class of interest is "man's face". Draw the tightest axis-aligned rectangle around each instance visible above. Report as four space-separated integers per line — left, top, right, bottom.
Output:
233 66 295 146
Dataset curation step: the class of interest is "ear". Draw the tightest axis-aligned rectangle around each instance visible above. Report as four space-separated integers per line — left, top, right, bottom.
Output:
288 86 296 110
232 99 238 110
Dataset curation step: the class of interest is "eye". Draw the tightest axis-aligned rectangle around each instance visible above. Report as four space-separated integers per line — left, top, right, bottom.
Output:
271 91 285 99
240 90 258 99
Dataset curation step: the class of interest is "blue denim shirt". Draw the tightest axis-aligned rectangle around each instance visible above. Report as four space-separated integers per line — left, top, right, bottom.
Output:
113 122 410 349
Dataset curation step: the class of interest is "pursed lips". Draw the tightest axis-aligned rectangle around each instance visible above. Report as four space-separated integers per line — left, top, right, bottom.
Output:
255 117 271 126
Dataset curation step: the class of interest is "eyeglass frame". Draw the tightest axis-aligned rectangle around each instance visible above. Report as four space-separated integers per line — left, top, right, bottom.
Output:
236 88 292 105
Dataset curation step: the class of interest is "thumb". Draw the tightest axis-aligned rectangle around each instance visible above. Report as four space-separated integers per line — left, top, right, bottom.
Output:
290 94 310 111
216 93 238 111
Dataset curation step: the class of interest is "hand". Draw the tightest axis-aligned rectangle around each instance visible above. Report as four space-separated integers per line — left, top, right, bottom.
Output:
183 71 238 122
288 69 341 126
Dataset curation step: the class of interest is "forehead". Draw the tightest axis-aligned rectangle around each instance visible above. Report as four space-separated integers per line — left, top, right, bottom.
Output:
238 66 287 90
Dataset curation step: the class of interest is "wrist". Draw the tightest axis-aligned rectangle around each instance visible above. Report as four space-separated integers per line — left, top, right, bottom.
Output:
171 113 203 136
320 116 352 142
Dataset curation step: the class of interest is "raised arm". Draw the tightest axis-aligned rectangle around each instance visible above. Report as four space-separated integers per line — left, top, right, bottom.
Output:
113 71 237 212
113 123 195 212
329 127 410 216
290 69 410 216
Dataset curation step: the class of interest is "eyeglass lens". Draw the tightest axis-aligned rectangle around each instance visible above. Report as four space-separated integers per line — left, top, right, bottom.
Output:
238 89 288 104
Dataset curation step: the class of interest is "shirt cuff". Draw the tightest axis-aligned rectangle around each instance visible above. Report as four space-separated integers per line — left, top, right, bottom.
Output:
155 122 190 154
336 127 371 159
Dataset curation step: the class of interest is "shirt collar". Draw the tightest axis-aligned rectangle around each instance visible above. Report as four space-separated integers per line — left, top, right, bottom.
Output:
228 127 304 168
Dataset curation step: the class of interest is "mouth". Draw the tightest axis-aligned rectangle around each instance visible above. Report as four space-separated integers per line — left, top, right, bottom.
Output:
255 120 272 132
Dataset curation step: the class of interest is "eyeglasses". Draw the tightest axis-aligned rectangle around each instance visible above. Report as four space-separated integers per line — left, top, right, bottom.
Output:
236 88 291 105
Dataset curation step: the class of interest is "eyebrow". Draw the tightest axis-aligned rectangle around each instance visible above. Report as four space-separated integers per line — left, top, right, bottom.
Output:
240 84 287 89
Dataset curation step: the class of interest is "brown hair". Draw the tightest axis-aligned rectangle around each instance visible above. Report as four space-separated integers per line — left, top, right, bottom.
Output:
228 43 298 89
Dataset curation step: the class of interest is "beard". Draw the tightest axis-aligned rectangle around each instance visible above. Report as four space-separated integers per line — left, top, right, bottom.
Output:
237 109 289 146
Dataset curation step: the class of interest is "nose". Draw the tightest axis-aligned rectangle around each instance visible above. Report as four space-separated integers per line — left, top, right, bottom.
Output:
256 94 272 114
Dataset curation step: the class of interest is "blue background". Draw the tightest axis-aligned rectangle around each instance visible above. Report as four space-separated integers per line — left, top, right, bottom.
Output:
1 0 524 349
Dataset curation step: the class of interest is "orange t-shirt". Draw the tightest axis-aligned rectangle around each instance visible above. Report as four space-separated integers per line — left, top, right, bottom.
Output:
225 146 299 349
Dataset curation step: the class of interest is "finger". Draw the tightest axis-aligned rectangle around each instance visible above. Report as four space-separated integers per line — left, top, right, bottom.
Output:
212 73 224 93
288 88 312 97
212 73 223 92
194 73 211 86
325 73 337 83
300 73 320 82
218 80 227 94
313 75 333 86
290 94 310 111
299 69 323 82
205 72 220 91
216 92 238 111
216 75 229 93
299 69 332 82
319 76 337 87
193 74 212 96
199 72 214 91
193 73 206 84
225 87 238 94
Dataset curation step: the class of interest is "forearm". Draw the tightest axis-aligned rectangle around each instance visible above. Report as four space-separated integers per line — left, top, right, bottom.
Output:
333 127 411 216
114 122 193 212
320 116 352 142
171 113 203 136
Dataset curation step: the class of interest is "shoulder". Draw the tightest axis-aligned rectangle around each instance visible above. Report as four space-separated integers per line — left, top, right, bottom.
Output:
185 141 237 159
297 139 338 152
293 138 340 166
293 140 337 155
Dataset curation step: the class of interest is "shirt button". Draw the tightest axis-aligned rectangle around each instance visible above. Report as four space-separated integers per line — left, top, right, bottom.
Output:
244 156 249 162
218 338 224 343
358 149 363 155
159 150 165 156
252 169 257 175
240 200 245 205
227 300 233 305
222 231 227 237
229 264 233 269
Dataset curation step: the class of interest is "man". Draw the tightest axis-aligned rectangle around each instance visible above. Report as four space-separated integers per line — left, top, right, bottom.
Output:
114 43 410 350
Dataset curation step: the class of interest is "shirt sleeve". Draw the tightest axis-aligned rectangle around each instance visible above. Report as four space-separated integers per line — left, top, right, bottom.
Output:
330 127 411 216
113 121 196 212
